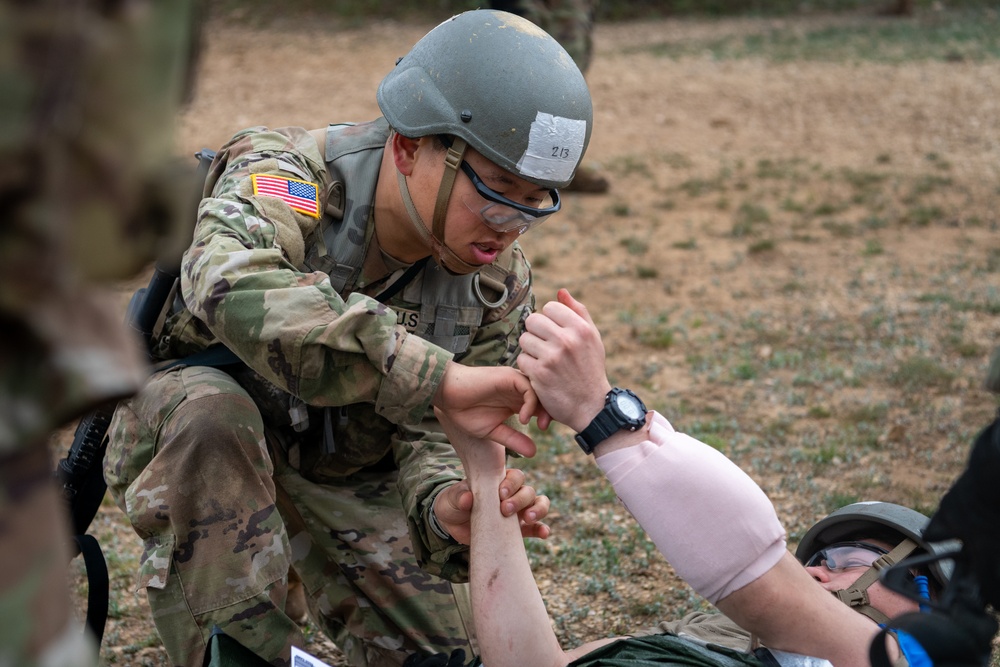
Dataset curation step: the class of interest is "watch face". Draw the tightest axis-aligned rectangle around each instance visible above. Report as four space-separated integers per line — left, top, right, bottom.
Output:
614 393 644 420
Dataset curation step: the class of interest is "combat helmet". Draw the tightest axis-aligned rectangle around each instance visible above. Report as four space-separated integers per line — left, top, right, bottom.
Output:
376 10 593 275
377 9 593 190
795 501 956 623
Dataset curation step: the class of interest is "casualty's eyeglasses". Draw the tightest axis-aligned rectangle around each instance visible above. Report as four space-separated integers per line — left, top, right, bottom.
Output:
804 541 889 572
459 160 561 236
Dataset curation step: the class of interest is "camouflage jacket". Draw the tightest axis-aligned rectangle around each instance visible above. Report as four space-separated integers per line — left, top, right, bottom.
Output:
159 119 533 576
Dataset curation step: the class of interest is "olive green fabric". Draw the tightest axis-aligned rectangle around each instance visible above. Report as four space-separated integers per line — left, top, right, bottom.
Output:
202 629 273 667
466 633 765 667
567 635 765 667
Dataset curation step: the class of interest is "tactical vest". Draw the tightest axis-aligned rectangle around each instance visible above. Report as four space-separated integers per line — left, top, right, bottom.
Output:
303 118 512 355
150 121 523 471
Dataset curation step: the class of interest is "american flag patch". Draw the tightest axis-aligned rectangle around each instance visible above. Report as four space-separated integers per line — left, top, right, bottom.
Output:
251 174 320 218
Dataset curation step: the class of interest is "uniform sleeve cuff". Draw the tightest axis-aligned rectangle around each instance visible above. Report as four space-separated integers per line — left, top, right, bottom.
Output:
375 333 453 426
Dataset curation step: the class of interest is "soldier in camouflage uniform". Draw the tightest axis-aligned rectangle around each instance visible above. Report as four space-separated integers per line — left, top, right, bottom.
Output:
103 10 594 667
0 0 201 665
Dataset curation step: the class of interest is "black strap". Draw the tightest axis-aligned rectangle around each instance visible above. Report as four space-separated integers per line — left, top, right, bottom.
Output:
870 607 998 667
202 626 274 667
72 534 109 647
375 256 430 302
157 343 244 372
751 648 782 667
402 648 467 667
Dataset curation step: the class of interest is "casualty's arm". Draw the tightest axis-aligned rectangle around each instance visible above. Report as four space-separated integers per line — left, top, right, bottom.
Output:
521 288 897 667
716 551 887 667
593 417 889 667
594 412 787 604
435 410 571 667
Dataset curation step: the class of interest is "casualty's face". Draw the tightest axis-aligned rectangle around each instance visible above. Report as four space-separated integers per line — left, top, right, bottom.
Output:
803 538 921 620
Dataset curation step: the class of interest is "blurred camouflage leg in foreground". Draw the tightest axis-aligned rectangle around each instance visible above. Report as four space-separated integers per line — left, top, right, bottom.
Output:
0 0 200 664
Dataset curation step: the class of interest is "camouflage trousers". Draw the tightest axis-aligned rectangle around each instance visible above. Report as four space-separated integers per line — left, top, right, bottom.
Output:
492 0 597 74
105 366 475 667
0 446 96 667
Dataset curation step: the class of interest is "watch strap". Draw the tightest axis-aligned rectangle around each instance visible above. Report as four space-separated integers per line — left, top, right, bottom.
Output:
574 388 647 454
575 410 621 454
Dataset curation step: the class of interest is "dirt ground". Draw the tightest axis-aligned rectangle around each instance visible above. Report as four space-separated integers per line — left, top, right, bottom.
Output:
68 8 1000 666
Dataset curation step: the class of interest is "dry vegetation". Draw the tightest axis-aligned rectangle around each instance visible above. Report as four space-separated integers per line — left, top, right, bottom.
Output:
64 7 1000 665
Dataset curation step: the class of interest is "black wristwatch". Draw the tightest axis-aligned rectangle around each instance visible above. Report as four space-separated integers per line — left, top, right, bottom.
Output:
574 388 648 454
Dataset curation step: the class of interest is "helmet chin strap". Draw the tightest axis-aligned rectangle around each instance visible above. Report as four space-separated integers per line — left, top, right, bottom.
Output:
833 538 919 625
395 136 480 276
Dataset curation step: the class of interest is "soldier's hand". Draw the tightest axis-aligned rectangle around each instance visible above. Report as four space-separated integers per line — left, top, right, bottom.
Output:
518 288 612 433
433 363 547 457
433 469 551 545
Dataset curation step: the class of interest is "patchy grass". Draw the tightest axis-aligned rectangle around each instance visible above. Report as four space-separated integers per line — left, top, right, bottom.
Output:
631 10 1000 63
69 8 1000 665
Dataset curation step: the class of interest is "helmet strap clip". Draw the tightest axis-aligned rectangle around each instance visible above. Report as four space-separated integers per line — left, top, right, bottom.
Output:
833 538 919 625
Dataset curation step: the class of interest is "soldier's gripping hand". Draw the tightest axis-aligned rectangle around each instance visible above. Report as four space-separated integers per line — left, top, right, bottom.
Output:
518 288 613 433
431 468 551 545
433 362 547 457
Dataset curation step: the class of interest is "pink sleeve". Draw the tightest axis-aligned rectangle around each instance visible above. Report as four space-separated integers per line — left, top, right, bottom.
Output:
596 411 787 604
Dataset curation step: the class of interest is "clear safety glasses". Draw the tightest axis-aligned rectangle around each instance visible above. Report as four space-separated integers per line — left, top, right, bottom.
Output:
459 160 561 236
804 541 889 572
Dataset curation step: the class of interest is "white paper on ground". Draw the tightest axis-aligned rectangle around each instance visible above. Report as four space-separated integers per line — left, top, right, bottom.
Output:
291 646 335 667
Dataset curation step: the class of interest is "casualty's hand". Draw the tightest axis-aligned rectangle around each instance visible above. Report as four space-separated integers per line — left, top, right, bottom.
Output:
518 288 612 433
433 363 547 457
432 406 551 544
432 468 551 545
